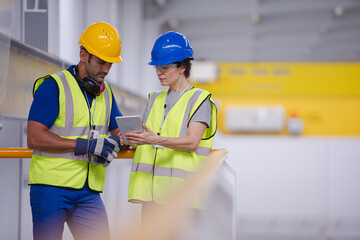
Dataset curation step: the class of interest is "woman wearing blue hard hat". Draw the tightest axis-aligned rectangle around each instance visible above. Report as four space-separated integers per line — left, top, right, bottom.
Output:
126 31 217 215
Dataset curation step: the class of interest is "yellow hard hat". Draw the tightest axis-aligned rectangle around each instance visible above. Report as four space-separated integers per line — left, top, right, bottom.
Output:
78 22 122 63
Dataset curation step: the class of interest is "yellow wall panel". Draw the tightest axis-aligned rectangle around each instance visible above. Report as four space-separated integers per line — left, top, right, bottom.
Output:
191 62 360 136
216 97 360 136
193 62 360 96
4 49 62 118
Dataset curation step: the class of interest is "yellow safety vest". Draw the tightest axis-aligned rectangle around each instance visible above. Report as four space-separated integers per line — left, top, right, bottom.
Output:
128 88 217 204
29 70 112 192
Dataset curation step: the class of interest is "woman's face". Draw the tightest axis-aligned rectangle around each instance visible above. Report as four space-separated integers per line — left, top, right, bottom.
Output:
154 63 185 87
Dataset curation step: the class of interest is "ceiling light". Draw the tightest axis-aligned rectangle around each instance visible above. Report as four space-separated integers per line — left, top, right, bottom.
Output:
320 27 328 36
334 6 345 17
251 13 260 23
167 19 179 28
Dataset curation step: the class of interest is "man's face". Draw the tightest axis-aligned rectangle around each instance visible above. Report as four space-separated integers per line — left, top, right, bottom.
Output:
83 51 113 83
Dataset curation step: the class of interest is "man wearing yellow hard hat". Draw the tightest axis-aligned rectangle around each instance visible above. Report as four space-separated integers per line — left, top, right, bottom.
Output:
27 22 123 240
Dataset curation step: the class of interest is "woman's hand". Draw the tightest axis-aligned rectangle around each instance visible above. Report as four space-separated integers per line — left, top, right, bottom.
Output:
125 123 159 146
125 121 206 151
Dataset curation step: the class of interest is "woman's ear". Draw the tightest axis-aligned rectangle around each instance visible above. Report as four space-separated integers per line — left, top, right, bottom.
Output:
179 64 186 74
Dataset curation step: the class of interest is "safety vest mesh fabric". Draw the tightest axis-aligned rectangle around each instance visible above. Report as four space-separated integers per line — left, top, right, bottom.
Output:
29 70 112 191
128 88 217 204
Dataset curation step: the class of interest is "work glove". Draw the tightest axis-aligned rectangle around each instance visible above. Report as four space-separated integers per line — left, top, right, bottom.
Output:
89 141 124 167
75 135 121 164
89 154 111 167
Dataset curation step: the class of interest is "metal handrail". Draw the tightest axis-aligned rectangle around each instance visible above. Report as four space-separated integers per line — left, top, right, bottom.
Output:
0 148 218 159
0 147 135 159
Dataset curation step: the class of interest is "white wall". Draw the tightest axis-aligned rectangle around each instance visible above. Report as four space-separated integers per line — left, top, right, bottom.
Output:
213 133 360 238
58 0 85 64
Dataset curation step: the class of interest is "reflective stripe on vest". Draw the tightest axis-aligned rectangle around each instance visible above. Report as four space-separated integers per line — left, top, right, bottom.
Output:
131 162 194 179
29 70 112 191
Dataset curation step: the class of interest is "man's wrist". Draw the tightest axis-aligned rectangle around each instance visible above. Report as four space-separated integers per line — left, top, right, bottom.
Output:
74 138 89 155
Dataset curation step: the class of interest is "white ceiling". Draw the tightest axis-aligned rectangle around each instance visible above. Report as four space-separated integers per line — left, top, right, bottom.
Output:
144 0 360 61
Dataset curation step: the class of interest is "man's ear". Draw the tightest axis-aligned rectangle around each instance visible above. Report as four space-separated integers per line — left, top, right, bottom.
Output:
79 49 88 63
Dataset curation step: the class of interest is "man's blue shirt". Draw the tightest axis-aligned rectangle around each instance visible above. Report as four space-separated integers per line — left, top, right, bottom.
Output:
28 65 122 131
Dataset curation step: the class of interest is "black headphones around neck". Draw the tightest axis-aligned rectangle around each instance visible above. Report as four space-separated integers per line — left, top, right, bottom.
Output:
75 66 102 96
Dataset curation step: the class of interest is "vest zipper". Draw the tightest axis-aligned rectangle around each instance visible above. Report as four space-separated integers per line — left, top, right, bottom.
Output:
151 148 158 199
85 159 90 188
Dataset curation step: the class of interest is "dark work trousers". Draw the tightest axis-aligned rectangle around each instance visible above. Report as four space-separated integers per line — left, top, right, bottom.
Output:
30 183 110 240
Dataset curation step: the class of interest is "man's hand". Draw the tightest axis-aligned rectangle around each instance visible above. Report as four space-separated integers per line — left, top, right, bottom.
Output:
89 153 120 167
75 135 121 163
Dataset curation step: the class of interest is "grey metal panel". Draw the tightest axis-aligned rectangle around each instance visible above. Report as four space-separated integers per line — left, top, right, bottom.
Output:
24 12 48 52
20 119 32 240
0 117 22 240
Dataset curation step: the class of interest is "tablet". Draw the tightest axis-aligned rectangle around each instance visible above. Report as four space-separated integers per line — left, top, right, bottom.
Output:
115 115 144 143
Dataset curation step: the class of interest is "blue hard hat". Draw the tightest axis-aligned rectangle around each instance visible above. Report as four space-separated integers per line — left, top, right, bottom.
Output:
148 31 194 66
